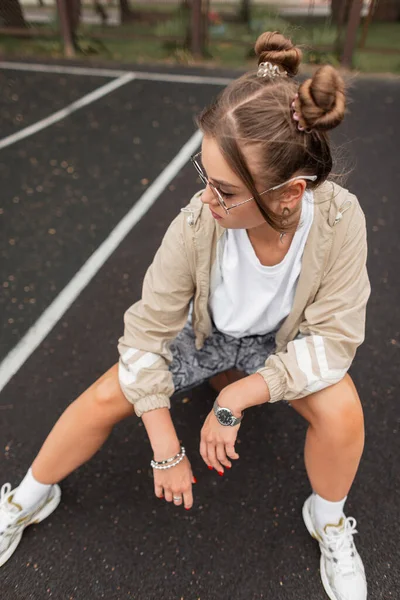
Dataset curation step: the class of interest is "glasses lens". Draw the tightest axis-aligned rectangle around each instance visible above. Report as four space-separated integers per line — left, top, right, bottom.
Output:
209 183 225 209
193 154 226 210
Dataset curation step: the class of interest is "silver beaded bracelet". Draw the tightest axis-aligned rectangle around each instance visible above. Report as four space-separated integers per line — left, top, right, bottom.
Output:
152 446 184 466
151 446 186 470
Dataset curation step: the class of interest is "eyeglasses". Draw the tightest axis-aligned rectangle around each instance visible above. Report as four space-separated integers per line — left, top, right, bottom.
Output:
190 151 317 215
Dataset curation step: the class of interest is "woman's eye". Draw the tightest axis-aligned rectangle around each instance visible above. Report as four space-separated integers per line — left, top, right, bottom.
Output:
220 191 233 198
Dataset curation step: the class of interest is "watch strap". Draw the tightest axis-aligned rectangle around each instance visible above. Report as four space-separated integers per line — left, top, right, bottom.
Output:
213 399 243 426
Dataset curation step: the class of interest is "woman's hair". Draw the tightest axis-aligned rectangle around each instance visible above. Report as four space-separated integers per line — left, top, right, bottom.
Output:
194 31 346 232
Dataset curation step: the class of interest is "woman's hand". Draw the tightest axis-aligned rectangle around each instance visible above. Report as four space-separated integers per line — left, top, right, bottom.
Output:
200 409 241 474
200 373 271 474
153 456 196 510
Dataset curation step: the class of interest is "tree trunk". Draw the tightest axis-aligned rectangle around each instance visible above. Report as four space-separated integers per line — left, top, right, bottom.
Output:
331 0 348 24
239 0 251 27
0 0 28 28
94 0 108 25
66 0 81 35
332 0 351 57
119 0 134 23
373 0 400 21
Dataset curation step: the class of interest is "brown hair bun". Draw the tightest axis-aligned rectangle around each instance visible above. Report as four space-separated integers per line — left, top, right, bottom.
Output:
296 65 346 131
254 31 302 77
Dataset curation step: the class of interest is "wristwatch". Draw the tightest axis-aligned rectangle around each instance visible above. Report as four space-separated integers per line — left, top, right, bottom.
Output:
213 399 243 427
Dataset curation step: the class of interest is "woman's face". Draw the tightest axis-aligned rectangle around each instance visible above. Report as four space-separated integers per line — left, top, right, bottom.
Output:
199 136 266 230
199 136 305 232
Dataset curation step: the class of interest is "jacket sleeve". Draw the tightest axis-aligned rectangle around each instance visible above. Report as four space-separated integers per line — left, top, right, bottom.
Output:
257 203 371 402
117 212 195 417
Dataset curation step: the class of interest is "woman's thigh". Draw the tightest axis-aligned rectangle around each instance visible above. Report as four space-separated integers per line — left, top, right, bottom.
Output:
289 374 363 426
83 362 136 423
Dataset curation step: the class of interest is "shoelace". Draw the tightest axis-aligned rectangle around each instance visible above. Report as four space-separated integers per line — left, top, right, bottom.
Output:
322 516 359 576
0 483 20 536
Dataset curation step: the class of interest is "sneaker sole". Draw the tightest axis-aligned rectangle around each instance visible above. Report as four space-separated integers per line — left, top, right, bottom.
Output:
302 496 338 600
0 484 61 568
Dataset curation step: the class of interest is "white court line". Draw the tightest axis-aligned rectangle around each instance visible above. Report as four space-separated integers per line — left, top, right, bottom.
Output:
133 71 233 86
0 60 234 86
0 61 128 78
0 72 135 151
0 128 204 393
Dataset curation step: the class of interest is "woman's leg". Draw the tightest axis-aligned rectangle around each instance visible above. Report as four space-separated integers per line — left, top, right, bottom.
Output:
31 363 135 485
208 368 246 394
289 373 365 501
290 375 367 599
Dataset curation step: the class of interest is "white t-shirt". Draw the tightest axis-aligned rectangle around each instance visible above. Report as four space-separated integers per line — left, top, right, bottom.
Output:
208 189 314 338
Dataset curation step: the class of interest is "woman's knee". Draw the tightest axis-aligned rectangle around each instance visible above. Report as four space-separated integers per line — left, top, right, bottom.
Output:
291 374 364 438
88 364 135 423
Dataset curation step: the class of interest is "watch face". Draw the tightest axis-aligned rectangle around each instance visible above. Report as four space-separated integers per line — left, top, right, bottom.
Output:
217 408 234 426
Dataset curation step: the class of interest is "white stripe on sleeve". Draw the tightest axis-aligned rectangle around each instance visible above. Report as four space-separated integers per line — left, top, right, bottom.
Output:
293 337 323 394
312 336 347 384
119 350 161 386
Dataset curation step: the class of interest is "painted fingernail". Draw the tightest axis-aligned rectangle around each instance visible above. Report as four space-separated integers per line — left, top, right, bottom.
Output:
226 465 231 469
193 476 198 484
218 471 224 476
185 507 191 511
208 466 213 470
159 495 164 499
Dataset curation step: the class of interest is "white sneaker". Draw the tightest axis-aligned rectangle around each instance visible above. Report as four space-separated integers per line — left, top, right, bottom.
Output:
0 482 61 567
302 494 367 600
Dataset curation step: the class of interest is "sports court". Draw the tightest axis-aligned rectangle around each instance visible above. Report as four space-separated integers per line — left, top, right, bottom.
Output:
0 60 399 599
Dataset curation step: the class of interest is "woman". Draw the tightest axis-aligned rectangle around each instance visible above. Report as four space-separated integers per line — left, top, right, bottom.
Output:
0 32 370 600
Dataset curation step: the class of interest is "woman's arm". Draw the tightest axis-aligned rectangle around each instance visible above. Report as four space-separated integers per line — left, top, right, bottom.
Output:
142 407 181 460
256 204 370 403
117 211 195 417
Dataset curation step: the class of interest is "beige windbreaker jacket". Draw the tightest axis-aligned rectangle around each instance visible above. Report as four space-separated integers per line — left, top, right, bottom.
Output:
117 181 371 417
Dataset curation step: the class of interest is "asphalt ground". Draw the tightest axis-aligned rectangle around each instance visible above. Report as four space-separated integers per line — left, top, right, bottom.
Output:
0 63 399 600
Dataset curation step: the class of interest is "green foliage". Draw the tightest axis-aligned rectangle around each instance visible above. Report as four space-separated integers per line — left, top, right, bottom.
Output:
248 14 291 38
154 8 189 45
1 13 399 74
303 48 340 66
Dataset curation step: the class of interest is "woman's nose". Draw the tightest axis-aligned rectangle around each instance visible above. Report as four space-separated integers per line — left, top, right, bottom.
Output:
201 183 218 206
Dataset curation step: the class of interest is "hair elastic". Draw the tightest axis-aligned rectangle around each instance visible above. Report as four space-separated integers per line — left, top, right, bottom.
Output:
257 61 287 79
291 93 312 133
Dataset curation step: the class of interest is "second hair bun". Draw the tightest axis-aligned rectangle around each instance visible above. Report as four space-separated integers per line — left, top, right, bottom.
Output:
297 65 346 131
254 31 302 77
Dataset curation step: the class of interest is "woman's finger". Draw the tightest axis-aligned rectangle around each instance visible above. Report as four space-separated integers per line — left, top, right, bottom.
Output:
183 486 193 511
164 488 173 503
216 442 231 468
207 442 224 474
172 492 183 506
200 438 212 469
225 442 239 460
154 483 164 499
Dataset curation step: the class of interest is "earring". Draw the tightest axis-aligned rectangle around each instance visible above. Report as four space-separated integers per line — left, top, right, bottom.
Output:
280 207 291 244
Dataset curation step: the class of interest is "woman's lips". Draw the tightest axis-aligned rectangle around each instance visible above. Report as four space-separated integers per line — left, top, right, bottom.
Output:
210 208 223 220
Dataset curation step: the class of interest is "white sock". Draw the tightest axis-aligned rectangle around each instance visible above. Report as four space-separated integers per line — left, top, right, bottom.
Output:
313 492 347 534
12 467 52 510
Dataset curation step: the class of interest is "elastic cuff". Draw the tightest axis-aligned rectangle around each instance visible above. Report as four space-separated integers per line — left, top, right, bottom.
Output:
133 394 171 418
256 367 285 403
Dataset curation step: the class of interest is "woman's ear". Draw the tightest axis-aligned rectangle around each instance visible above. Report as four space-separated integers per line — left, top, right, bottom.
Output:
280 180 307 212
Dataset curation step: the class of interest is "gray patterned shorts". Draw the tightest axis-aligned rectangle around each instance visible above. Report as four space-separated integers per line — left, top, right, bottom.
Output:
169 320 276 395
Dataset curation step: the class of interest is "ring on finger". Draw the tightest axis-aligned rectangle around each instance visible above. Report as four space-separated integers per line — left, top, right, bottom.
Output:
173 496 182 502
